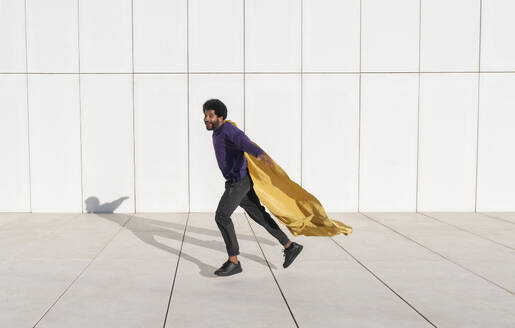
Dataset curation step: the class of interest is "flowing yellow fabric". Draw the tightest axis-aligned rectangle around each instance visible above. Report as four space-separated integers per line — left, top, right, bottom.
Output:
226 120 352 237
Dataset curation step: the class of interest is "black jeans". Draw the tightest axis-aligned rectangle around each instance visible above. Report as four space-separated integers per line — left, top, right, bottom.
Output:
215 171 290 256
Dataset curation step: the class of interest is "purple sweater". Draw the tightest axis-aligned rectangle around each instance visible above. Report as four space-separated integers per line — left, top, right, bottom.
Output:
212 121 264 181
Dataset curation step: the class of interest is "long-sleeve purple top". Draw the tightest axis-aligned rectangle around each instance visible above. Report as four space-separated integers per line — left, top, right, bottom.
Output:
212 121 264 181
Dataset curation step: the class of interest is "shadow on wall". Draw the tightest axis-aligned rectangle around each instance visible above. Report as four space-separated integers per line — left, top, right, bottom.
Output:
85 196 129 213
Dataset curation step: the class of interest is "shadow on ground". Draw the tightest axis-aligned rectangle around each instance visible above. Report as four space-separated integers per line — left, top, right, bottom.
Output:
85 196 278 277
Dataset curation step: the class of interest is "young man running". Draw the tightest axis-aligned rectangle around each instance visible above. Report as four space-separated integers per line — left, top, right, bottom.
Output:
203 99 303 277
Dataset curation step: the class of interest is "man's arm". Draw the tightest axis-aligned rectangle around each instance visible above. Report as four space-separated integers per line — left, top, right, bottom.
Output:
229 129 264 157
229 129 273 166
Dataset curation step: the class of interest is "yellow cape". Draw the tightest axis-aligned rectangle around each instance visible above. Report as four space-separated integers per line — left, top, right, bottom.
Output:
226 120 352 237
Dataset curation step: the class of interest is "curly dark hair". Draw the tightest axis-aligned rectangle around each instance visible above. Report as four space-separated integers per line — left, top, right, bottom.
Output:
202 99 227 120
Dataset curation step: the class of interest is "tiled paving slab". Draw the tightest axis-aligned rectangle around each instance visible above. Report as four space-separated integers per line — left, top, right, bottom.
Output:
482 212 515 224
0 214 84 262
249 213 434 328
361 212 515 294
0 212 514 328
164 212 296 328
346 213 515 327
422 212 515 249
35 213 182 328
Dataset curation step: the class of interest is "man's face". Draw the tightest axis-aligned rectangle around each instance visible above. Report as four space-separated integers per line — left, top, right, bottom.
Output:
204 109 223 131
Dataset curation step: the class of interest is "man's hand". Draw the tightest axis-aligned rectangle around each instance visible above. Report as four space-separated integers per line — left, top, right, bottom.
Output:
256 153 274 166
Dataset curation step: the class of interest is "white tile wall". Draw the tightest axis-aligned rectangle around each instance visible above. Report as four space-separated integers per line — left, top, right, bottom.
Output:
302 74 359 211
81 75 134 213
26 0 79 73
79 0 132 73
0 0 26 72
303 0 360 72
0 75 30 211
481 0 515 71
133 0 187 72
477 73 515 211
245 74 301 184
189 0 243 72
2 1 514 212
418 74 478 211
134 74 188 212
245 0 301 72
420 0 480 72
27 75 82 212
362 0 420 72
360 74 418 211
189 74 245 212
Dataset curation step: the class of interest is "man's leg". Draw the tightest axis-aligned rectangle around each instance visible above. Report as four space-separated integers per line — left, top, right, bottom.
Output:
215 175 251 261
239 186 291 247
240 174 304 269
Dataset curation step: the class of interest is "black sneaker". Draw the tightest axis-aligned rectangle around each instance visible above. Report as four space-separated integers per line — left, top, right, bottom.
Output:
283 242 303 268
214 260 242 276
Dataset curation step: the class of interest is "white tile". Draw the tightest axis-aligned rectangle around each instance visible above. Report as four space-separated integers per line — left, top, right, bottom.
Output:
366 212 515 294
0 259 91 328
302 74 359 211
26 0 79 73
165 213 296 328
189 0 243 72
0 213 79 233
418 74 478 211
303 0 360 72
189 74 245 212
360 74 418 211
36 260 176 328
245 74 301 184
81 75 134 213
270 262 434 328
420 0 480 71
0 0 26 72
0 213 29 228
0 75 30 211
335 213 444 262
14 225 118 261
423 212 515 249
133 0 187 72
0 214 81 263
134 74 188 212
79 0 132 73
251 217 433 328
482 213 515 224
245 0 301 72
28 74 82 212
477 73 515 211
365 260 515 327
362 0 420 72
481 0 515 71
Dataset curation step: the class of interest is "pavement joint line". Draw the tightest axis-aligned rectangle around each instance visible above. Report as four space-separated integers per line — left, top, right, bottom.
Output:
32 214 136 328
244 213 300 328
478 213 515 226
162 213 190 328
359 212 515 297
329 237 438 328
419 212 515 251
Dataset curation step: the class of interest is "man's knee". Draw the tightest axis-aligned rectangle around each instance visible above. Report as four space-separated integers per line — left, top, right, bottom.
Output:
215 210 231 224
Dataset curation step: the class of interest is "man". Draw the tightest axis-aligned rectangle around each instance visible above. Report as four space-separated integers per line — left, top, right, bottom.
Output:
203 98 303 277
